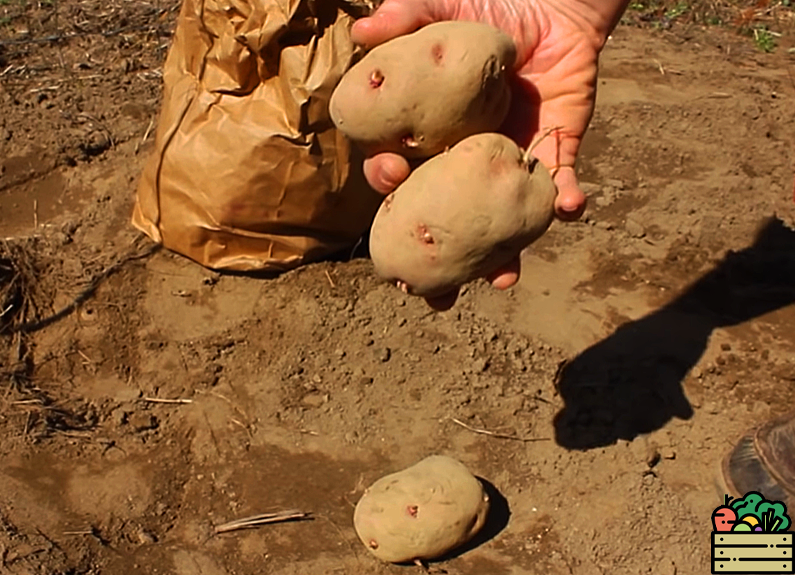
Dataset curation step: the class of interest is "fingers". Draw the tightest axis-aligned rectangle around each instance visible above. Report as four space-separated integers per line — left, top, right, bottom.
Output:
529 131 588 220
525 107 592 221
552 166 587 221
423 258 520 311
486 257 521 290
425 288 460 311
350 0 439 48
363 153 411 195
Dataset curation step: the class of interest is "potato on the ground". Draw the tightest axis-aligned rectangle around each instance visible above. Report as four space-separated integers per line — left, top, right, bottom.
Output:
368 132 557 298
329 21 516 159
353 455 490 563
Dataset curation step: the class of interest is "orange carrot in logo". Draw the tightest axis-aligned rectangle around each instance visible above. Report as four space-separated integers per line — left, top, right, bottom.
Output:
713 495 738 532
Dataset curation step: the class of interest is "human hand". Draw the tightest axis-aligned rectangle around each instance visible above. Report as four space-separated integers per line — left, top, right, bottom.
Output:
353 0 613 310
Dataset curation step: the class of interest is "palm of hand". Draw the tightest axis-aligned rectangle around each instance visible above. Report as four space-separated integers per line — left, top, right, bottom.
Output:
436 0 600 179
350 0 602 309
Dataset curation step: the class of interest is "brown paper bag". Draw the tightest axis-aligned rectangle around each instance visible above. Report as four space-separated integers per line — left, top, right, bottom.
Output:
132 0 383 272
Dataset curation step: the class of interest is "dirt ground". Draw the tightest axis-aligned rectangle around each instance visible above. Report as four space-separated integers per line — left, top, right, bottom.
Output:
1 2 795 574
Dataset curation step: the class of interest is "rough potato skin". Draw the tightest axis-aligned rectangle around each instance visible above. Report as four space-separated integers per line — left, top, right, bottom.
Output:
329 21 516 159
353 455 490 563
368 132 557 298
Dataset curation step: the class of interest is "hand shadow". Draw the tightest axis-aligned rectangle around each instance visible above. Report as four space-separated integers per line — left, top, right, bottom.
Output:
553 215 795 450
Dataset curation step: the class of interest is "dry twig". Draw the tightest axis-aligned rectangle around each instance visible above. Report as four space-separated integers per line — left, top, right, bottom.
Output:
214 510 311 534
449 417 550 442
134 116 156 155
140 397 192 405
522 125 563 166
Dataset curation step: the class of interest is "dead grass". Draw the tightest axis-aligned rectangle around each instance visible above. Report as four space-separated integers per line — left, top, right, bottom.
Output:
0 238 51 337
622 0 793 51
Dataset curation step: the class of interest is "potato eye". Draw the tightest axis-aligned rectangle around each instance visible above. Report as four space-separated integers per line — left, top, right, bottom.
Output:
369 69 384 88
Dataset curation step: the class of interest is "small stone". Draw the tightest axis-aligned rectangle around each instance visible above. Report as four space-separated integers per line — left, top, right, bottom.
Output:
379 348 391 362
655 559 677 575
81 130 112 157
61 221 79 236
662 448 676 460
129 412 158 432
302 392 326 408
720 343 731 351
110 408 128 428
625 218 646 238
52 232 72 246
137 529 157 545
472 358 489 373
646 447 661 468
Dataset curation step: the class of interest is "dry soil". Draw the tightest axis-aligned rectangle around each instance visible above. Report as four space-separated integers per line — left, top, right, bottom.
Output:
1 3 795 575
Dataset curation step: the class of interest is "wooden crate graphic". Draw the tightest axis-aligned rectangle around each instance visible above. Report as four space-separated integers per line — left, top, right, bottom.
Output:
712 533 794 574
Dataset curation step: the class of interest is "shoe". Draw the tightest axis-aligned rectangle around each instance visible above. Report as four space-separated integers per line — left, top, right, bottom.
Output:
718 410 795 508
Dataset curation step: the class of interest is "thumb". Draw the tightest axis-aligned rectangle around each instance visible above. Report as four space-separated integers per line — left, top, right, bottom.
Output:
527 126 588 221
351 0 440 48
552 167 587 221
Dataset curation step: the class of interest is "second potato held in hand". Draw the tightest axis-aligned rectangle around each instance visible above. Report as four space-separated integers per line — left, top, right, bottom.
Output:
329 21 517 158
368 132 558 298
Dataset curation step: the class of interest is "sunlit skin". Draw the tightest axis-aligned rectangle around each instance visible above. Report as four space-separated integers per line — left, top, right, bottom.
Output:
352 0 630 310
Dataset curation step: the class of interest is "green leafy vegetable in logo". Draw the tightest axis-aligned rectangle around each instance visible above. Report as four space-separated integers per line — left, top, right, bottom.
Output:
758 501 791 532
727 491 791 532
730 492 765 518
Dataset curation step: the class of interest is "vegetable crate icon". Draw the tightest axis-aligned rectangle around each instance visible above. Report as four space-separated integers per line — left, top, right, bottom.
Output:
712 532 793 573
711 491 794 574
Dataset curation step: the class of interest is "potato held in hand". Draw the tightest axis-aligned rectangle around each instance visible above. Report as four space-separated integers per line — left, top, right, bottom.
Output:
368 132 557 298
353 455 490 563
329 21 516 158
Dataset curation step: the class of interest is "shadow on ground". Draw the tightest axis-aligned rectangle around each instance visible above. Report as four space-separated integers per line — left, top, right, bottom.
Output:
554 216 795 450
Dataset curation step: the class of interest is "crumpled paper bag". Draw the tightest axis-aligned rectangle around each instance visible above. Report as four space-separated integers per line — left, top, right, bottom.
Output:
132 0 383 272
